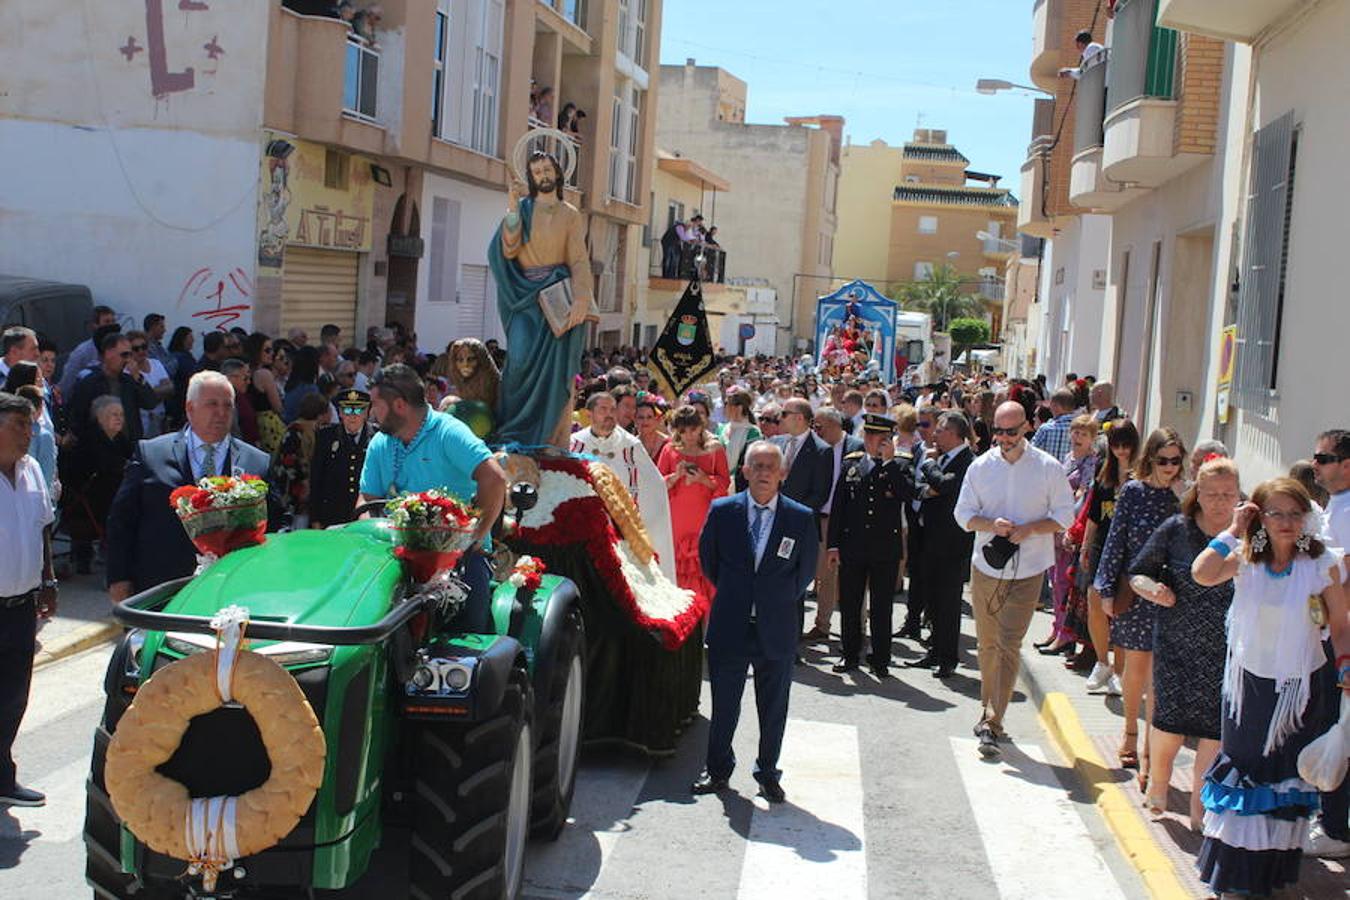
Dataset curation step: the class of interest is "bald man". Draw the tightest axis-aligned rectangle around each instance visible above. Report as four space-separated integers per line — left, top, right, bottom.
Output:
953 401 1076 758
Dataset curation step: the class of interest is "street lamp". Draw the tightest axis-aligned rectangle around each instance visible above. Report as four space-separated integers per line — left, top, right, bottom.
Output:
975 78 1053 96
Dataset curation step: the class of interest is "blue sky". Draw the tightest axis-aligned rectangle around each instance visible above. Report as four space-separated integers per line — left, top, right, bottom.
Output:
657 0 1038 193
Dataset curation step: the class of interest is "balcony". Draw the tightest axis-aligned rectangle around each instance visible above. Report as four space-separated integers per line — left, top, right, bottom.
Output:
1101 0 1193 187
1069 55 1145 209
1158 0 1304 43
649 245 727 291
1030 0 1067 92
265 5 387 156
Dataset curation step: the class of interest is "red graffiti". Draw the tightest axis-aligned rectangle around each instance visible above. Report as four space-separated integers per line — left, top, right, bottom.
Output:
119 36 144 61
144 0 196 98
180 266 252 331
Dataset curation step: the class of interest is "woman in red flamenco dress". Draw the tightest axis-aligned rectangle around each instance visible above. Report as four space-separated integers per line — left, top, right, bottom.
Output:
657 404 730 606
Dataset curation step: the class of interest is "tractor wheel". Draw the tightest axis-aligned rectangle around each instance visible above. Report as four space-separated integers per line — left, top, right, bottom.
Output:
530 608 585 840
409 667 534 900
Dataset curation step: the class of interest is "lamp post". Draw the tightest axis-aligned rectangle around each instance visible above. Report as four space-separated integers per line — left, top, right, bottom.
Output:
975 78 1054 97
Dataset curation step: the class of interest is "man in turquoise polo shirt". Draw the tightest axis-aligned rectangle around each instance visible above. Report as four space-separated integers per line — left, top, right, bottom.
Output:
358 364 507 632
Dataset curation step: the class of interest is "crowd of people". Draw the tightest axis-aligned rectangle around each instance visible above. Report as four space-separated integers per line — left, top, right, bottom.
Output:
1 309 1347 896
565 353 1349 898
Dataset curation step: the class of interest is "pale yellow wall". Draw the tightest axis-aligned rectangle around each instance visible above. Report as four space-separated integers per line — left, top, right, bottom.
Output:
835 140 903 283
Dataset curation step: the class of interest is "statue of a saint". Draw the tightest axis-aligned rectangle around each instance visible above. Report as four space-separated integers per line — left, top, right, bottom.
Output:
489 150 593 447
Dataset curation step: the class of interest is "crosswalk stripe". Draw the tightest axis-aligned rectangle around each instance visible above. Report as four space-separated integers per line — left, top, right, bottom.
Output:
950 737 1125 899
736 719 867 900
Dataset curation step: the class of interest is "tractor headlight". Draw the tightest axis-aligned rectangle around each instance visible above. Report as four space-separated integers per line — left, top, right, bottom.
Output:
124 630 147 678
411 665 435 690
443 664 471 692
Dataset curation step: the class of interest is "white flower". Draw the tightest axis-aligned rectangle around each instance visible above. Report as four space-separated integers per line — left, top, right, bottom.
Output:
509 572 527 588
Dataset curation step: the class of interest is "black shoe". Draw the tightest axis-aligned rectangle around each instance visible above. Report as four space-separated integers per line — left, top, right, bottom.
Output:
0 785 45 807
1038 642 1075 656
831 660 859 673
794 654 805 666
895 624 922 640
870 664 891 679
932 664 956 679
691 772 730 795
975 725 1001 759
758 780 786 804
903 654 937 669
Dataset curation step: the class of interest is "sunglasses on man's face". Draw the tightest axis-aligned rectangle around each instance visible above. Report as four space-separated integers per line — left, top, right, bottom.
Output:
1313 452 1347 465
339 405 367 416
131 344 148 353
760 416 780 424
1154 454 1184 467
991 425 1023 436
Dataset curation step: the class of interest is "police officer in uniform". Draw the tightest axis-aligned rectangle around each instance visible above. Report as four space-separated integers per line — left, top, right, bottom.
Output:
826 413 914 678
308 389 376 529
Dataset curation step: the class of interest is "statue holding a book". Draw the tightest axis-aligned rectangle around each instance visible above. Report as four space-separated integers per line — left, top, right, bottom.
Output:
489 142 594 448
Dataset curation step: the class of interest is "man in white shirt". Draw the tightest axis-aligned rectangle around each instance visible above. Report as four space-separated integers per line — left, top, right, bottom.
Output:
0 392 57 808
1310 428 1350 858
954 401 1076 758
1059 30 1106 79
570 392 676 583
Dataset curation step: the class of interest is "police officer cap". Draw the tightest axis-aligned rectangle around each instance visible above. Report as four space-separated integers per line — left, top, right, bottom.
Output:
338 389 371 408
862 413 896 434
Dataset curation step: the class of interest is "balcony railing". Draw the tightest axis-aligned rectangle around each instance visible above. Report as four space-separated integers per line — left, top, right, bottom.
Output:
343 34 379 121
1107 0 1178 115
525 117 580 188
670 244 726 284
1073 55 1108 154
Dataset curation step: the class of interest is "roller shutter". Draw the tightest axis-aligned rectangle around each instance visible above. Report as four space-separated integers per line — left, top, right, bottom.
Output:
280 247 359 340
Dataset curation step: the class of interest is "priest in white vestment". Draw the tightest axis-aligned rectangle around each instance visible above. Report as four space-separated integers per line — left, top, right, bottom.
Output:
570 392 677 582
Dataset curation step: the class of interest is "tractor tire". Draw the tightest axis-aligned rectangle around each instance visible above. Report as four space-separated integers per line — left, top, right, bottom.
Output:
409 667 534 900
530 608 585 840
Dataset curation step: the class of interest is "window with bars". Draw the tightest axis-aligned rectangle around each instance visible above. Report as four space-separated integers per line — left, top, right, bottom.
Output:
1233 111 1297 414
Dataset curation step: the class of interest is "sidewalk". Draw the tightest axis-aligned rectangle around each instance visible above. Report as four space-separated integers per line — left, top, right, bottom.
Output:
1016 606 1347 899
34 565 119 670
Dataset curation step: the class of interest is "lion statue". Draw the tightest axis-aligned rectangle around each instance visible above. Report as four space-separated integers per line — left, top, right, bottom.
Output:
447 338 500 409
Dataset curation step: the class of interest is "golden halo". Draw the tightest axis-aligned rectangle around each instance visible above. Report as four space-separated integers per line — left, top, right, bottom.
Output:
105 650 327 863
511 127 578 186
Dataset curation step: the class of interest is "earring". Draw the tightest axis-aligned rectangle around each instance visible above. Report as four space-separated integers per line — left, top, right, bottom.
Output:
1296 532 1312 553
1251 527 1268 554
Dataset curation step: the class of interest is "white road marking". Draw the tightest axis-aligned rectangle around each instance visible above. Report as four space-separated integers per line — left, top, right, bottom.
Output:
736 719 867 900
523 758 651 898
951 738 1125 899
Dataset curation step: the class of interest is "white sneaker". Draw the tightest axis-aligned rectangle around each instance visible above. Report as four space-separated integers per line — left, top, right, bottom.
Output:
1306 820 1350 859
1106 673 1124 696
1085 662 1113 693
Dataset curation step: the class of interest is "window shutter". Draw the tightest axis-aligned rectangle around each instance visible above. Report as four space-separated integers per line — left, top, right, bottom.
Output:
1233 111 1295 414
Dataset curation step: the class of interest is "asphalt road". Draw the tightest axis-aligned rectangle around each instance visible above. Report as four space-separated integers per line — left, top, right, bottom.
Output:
0 618 1147 899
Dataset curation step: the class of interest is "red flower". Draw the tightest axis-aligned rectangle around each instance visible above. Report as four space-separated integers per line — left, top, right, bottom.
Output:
169 485 198 507
189 491 213 511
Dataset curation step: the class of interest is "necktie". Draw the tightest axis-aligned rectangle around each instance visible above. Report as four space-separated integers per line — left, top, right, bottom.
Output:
750 504 768 564
783 436 801 472
201 442 217 479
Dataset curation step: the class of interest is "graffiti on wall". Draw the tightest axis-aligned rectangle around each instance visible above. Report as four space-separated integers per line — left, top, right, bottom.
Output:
258 138 294 272
256 136 374 274
179 266 253 331
117 0 225 99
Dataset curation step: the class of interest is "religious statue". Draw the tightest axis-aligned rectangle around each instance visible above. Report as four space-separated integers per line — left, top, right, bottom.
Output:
489 149 594 447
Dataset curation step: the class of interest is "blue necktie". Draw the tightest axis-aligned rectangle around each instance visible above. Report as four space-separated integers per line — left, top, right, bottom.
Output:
750 504 768 566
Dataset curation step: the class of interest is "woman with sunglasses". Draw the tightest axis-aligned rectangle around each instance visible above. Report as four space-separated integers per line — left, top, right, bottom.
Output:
1190 478 1349 899
1092 426 1187 779
1079 420 1140 688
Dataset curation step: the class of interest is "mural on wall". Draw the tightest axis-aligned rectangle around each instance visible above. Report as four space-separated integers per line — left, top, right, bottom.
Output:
117 0 227 99
179 266 253 331
256 136 374 273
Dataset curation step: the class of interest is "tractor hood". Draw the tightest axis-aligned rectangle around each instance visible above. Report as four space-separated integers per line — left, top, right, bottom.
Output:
165 521 404 629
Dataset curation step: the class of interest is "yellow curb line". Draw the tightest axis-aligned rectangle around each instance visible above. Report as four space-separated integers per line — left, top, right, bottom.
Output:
34 619 120 671
1039 692 1194 900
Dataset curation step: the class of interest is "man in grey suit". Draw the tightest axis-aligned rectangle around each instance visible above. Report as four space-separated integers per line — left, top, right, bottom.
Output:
770 398 834 640
107 371 276 601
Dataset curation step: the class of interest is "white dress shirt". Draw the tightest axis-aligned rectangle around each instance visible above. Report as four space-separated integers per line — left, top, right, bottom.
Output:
1324 490 1350 577
186 429 227 480
954 440 1077 578
821 438 847 515
748 492 780 569
0 456 54 596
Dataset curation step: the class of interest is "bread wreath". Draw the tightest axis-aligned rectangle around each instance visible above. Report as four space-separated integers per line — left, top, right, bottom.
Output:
586 462 656 565
104 649 327 862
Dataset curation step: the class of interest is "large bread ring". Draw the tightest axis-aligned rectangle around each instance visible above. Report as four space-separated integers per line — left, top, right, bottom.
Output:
104 649 327 861
586 462 656 565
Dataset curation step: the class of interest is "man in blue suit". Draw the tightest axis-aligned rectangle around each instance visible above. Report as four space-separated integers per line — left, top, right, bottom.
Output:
693 441 818 803
106 370 275 601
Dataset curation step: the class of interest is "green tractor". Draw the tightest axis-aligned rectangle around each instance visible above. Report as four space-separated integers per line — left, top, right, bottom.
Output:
84 512 586 899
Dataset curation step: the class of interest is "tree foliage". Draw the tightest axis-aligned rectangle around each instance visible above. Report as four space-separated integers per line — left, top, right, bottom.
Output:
886 264 981 332
948 317 992 367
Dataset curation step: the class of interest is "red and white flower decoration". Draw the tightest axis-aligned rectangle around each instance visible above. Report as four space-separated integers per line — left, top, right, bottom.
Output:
509 555 546 592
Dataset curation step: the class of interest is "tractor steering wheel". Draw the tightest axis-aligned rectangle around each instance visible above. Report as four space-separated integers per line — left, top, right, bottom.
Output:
353 499 389 520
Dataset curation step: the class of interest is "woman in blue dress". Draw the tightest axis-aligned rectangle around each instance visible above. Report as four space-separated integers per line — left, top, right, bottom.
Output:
1092 426 1186 777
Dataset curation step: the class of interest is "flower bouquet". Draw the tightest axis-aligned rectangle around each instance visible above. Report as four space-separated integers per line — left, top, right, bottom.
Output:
168 475 269 558
387 489 480 583
508 556 546 592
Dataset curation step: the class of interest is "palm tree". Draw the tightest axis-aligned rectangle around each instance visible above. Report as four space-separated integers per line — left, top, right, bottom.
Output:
888 264 981 332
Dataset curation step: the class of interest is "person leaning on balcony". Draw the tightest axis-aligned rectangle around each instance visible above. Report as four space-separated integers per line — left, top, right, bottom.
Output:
1058 29 1105 80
